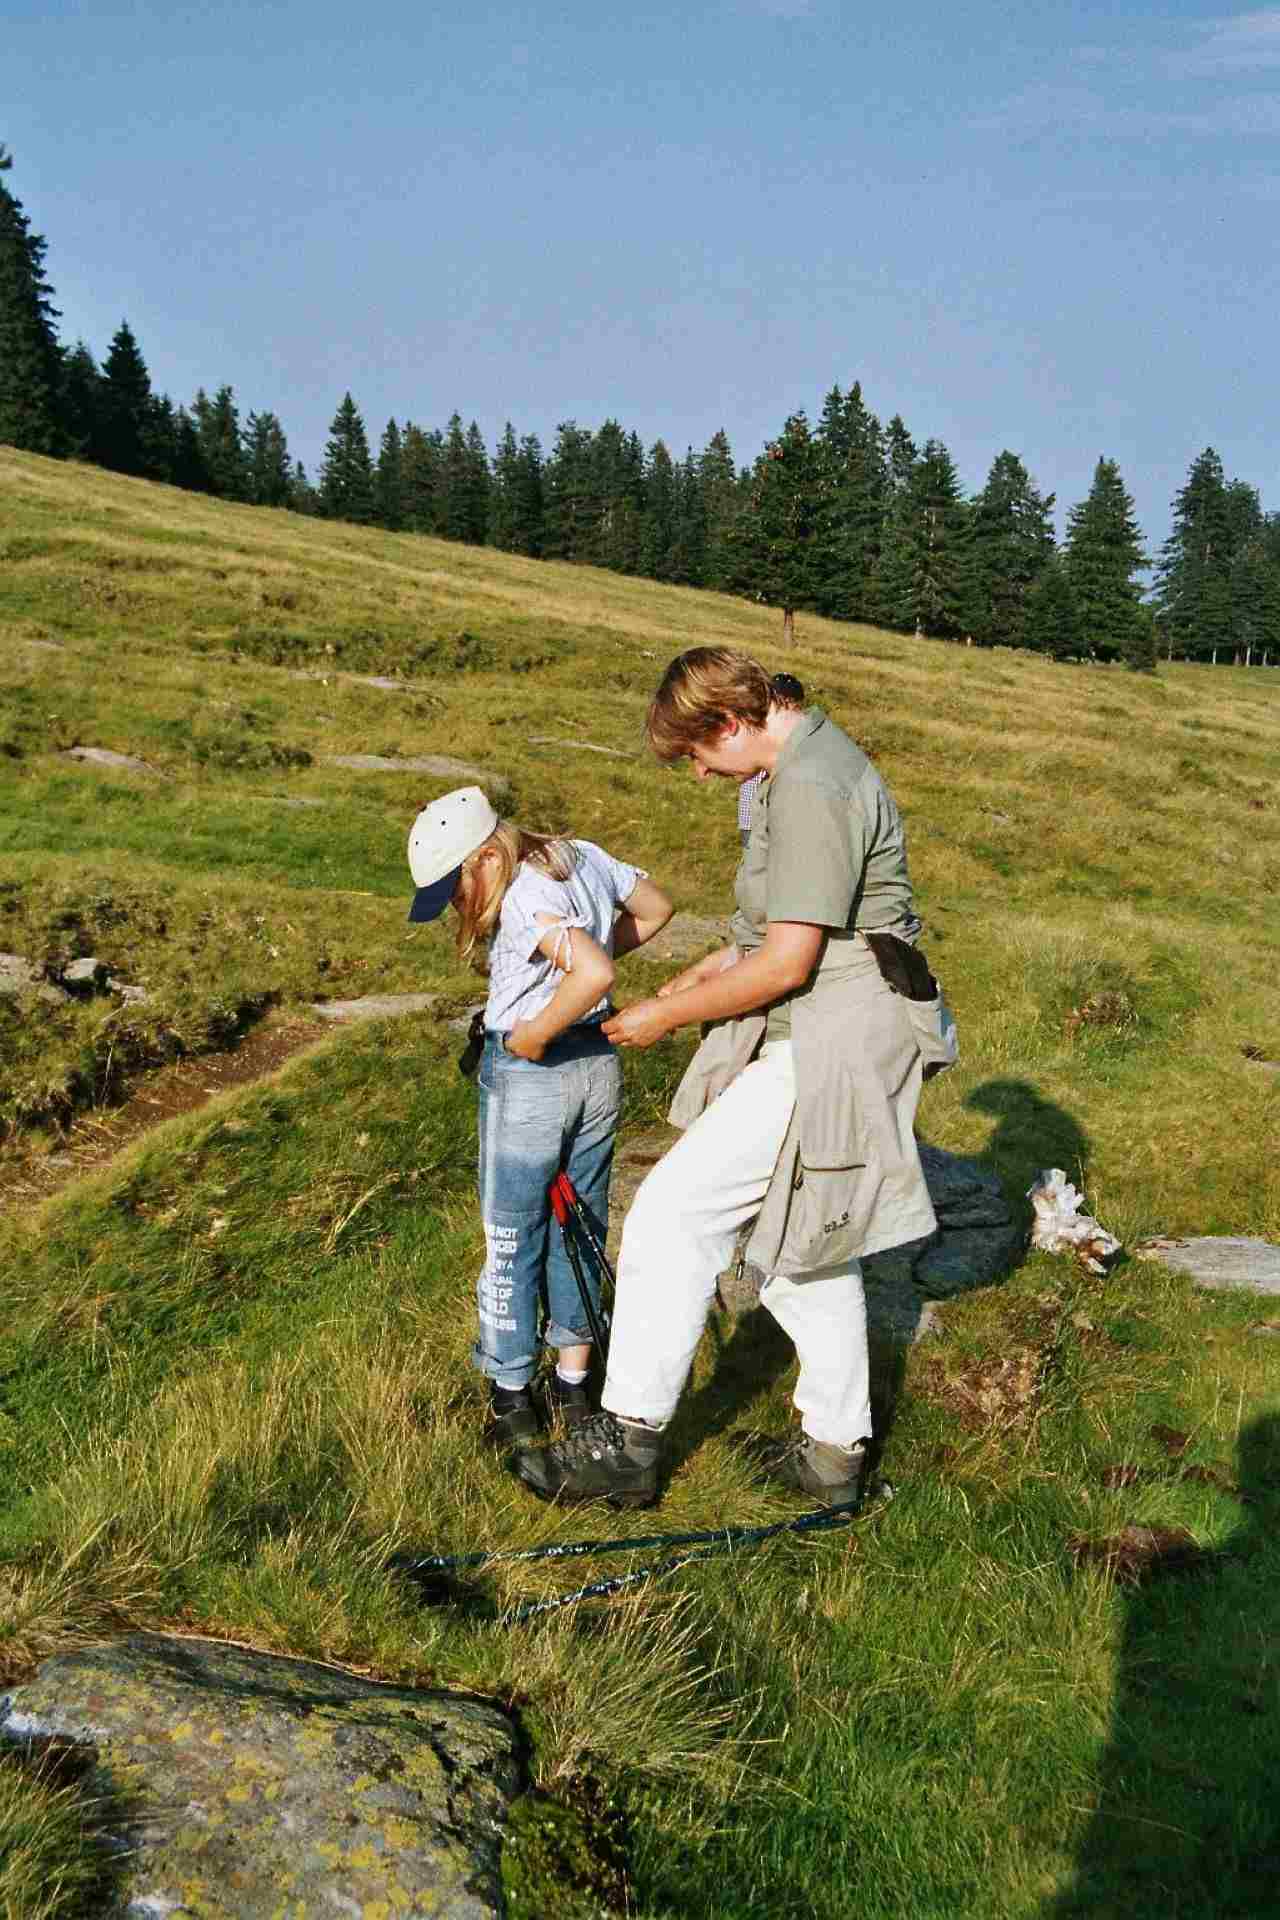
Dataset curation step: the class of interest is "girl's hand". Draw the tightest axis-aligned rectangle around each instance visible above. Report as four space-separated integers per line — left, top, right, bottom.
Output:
504 1021 546 1061
602 998 675 1050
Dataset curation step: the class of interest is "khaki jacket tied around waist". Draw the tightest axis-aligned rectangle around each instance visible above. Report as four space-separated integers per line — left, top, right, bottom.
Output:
669 935 942 1278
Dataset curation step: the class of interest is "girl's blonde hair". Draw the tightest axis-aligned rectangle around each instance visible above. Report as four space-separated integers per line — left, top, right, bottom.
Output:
645 647 775 762
454 820 575 970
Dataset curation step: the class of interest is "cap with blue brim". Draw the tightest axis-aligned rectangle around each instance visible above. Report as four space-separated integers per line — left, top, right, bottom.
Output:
406 785 499 923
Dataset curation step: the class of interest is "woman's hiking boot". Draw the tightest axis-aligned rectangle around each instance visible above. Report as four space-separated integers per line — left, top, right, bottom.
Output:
540 1371 592 1431
486 1382 541 1450
744 1432 867 1509
516 1410 661 1508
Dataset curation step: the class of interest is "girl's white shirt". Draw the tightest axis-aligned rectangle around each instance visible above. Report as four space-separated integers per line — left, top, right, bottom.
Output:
483 840 645 1034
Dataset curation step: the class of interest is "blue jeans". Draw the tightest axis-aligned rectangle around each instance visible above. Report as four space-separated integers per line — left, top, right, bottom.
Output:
474 1025 622 1387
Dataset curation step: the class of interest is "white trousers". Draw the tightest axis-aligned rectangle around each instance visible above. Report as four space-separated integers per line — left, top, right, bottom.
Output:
602 1042 871 1448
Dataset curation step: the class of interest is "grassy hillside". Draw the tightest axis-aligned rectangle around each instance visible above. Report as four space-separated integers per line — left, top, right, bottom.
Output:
1 448 1278 1918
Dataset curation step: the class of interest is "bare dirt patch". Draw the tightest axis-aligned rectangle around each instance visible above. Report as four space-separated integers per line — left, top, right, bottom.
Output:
0 1016 327 1215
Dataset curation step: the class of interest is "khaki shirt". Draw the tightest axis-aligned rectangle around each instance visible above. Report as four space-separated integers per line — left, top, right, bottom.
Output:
671 708 937 1274
732 708 920 1039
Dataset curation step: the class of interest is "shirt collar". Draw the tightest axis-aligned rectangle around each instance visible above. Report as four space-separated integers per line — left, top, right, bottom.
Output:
770 705 825 781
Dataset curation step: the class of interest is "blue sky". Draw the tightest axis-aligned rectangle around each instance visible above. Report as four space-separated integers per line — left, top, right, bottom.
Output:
5 1 1279 548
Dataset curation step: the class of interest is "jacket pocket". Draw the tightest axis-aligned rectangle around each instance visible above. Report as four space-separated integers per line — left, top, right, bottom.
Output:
903 989 959 1081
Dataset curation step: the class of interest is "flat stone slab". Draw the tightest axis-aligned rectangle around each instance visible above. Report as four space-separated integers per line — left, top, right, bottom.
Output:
260 794 324 809
62 745 155 775
324 754 511 802
1135 1236 1280 1296
641 914 732 967
0 1632 522 1919
312 992 440 1023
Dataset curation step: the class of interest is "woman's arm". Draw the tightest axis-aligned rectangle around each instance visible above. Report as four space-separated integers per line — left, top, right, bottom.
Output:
603 922 823 1049
611 876 674 958
505 924 616 1061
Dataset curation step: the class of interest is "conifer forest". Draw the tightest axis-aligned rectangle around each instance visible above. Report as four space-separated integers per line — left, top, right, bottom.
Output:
3 144 1279 671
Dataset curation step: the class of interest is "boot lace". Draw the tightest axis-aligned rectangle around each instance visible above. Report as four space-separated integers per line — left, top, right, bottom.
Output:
552 1410 627 1468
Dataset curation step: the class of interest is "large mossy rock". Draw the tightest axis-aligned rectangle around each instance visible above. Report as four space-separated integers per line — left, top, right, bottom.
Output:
0 1632 524 1918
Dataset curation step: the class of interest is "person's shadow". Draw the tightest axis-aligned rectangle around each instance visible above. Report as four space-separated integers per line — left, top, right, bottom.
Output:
1048 1413 1280 1916
963 1077 1092 1202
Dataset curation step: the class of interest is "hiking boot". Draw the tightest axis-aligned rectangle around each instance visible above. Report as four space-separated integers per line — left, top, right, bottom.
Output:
516 1410 662 1509
540 1371 593 1431
743 1431 868 1510
485 1382 541 1450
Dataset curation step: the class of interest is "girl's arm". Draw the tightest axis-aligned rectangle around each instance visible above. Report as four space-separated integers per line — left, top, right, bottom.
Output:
505 923 615 1061
611 876 674 958
602 921 823 1049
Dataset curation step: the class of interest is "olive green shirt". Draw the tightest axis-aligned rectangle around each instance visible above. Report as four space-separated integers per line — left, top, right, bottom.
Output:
732 707 920 1039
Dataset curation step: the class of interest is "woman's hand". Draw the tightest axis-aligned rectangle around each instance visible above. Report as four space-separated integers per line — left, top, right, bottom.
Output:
602 997 675 1050
504 1021 546 1062
655 945 738 999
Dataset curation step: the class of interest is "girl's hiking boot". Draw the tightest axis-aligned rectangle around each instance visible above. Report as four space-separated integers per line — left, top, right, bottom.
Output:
516 1411 661 1508
540 1371 593 1431
486 1382 541 1449
742 1432 867 1509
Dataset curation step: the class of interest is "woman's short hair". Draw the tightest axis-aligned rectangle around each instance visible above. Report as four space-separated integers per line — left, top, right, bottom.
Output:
645 647 777 761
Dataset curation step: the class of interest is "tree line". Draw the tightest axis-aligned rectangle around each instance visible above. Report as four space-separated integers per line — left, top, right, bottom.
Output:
4 144 1279 671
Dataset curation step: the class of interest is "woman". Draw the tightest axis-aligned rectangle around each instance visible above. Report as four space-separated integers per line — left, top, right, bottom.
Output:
518 648 948 1511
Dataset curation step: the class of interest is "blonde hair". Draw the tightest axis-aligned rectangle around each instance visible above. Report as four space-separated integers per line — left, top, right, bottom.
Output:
454 820 576 970
645 647 775 762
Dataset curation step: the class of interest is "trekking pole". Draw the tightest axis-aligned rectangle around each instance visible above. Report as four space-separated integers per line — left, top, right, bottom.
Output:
549 1175 610 1356
552 1171 616 1303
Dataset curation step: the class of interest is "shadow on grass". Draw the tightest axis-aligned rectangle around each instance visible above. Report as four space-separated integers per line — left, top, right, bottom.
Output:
1048 1413 1280 1917
965 1076 1091 1197
666 1304 795 1469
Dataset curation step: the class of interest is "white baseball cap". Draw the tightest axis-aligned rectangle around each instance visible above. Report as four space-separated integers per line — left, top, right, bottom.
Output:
407 786 499 922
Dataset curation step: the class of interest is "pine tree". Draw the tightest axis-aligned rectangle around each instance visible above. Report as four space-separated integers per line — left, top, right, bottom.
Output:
1023 553 1082 661
489 422 521 551
543 421 593 560
868 418 919 629
172 406 211 492
512 433 545 556
870 433 969 638
141 392 176 484
814 381 886 621
245 410 292 506
319 393 374 522
1154 449 1231 662
290 460 319 515
969 451 1056 647
373 417 405 529
436 413 471 541
0 146 63 454
1064 457 1148 663
1229 520 1280 666
97 321 153 475
59 341 101 459
669 447 708 586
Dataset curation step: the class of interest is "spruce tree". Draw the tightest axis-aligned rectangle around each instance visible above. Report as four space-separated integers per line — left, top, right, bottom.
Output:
290 460 319 515
193 385 247 499
318 393 374 522
739 412 824 644
463 421 491 544
700 429 741 591
669 447 708 587
141 393 177 484
437 413 471 541
1064 457 1148 663
0 146 63 454
246 410 292 506
868 417 919 629
400 422 440 532
910 440 972 639
543 421 593 561
1154 449 1231 662
814 381 886 621
640 439 677 581
59 341 101 459
512 433 545 556
172 406 211 492
968 451 1056 648
374 417 405 529
1229 521 1280 666
97 321 153 475
1023 553 1082 661
489 422 521 551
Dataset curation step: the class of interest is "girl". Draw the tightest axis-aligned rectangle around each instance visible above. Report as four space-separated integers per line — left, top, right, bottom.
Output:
407 786 673 1448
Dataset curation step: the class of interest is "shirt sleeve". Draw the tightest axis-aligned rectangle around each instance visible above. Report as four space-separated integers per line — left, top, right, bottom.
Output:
765 775 869 929
499 866 588 963
589 843 647 908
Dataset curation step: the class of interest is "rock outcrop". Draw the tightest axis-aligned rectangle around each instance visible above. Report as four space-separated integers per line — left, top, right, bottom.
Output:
0 1632 523 1919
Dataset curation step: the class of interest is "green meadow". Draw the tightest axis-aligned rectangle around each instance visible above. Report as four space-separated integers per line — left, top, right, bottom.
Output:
1 446 1278 1918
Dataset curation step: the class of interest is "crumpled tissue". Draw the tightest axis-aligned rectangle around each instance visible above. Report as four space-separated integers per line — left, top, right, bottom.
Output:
1026 1169 1121 1274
